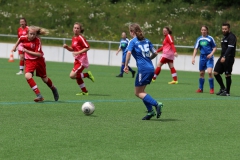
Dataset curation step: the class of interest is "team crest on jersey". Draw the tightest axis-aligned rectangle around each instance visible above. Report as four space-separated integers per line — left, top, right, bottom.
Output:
200 41 207 46
31 43 35 49
73 41 78 46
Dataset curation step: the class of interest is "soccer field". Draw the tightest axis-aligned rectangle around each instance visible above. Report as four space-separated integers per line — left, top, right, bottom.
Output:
0 58 240 160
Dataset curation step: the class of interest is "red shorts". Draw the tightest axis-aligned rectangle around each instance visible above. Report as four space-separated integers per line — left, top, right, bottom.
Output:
18 50 24 55
72 59 85 74
25 57 47 78
159 57 173 64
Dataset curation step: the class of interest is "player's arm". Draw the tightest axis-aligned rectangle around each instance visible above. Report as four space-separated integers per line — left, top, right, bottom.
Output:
156 46 163 53
116 47 121 55
149 42 158 60
63 44 74 51
23 48 42 57
221 35 236 62
11 38 21 52
73 48 90 56
124 51 131 73
168 36 178 57
192 48 198 65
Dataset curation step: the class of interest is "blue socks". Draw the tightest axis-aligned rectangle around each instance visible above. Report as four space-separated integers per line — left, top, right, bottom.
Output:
120 65 124 75
199 78 205 90
143 94 158 112
209 78 214 89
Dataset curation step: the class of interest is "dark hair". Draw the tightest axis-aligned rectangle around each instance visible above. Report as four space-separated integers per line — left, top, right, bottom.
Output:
20 17 27 26
201 25 209 34
74 22 84 33
164 27 172 34
222 23 230 28
129 23 144 40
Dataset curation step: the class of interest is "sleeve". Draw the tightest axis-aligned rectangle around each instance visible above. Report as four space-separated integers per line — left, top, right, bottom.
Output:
157 46 163 53
194 38 199 49
149 41 156 53
79 36 90 48
127 40 134 52
167 35 176 52
35 38 42 52
224 34 236 57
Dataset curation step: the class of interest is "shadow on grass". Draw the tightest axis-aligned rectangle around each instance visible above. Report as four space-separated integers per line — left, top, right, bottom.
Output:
150 118 181 122
89 94 111 96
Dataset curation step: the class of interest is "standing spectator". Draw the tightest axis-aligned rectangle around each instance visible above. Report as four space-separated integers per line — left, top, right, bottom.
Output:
192 25 217 94
214 23 237 96
63 22 94 96
152 27 178 84
16 18 28 75
116 32 135 78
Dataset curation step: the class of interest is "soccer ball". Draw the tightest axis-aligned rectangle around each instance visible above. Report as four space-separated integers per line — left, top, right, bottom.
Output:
81 102 95 115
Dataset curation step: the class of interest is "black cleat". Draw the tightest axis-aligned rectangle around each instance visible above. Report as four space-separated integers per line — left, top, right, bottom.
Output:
142 110 156 120
132 71 136 78
155 102 163 118
116 74 123 77
52 87 59 101
216 89 225 95
220 91 230 96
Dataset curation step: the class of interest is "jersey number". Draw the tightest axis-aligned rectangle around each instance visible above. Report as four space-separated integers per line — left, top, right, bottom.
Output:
138 44 150 57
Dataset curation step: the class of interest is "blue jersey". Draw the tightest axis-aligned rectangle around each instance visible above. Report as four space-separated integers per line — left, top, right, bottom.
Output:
127 37 156 72
194 35 216 55
119 38 129 52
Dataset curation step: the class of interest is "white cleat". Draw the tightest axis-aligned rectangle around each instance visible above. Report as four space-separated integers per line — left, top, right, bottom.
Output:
16 71 23 75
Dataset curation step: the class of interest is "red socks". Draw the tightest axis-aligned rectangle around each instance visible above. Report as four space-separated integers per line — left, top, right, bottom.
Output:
76 73 88 79
170 67 177 81
27 78 40 95
153 67 161 80
20 60 24 70
77 79 87 92
45 78 55 90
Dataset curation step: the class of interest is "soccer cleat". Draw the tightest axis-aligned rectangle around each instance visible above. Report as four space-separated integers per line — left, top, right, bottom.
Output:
52 87 59 101
76 91 89 96
155 102 163 118
216 89 225 95
142 110 156 120
34 96 44 102
152 79 156 82
16 71 23 75
88 71 95 82
210 89 214 94
196 89 203 93
116 74 123 77
132 71 136 78
168 80 178 84
220 91 230 96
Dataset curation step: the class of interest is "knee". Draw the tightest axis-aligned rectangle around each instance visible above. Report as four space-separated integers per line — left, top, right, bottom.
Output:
213 72 218 76
42 77 48 83
199 72 204 77
69 75 75 79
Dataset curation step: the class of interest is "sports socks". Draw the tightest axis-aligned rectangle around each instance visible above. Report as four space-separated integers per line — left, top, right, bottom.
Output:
19 60 24 71
76 73 88 79
45 78 55 90
209 78 214 89
170 67 177 81
226 76 232 94
214 74 225 89
142 94 158 112
153 67 161 80
199 78 205 90
77 78 87 92
27 78 40 95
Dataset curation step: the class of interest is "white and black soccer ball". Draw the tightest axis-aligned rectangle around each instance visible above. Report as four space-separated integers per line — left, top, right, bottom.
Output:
81 102 95 115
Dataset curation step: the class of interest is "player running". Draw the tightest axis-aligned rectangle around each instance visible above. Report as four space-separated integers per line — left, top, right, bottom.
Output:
115 32 136 78
63 22 94 96
152 27 178 84
124 23 163 120
192 25 217 94
16 18 28 75
11 26 59 102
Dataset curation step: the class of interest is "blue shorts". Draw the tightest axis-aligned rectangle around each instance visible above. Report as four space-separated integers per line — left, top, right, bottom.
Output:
135 71 154 86
199 55 214 71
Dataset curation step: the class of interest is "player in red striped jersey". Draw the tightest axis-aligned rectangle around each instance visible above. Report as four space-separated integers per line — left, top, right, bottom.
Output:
152 27 178 84
63 22 94 96
11 26 59 102
16 18 28 75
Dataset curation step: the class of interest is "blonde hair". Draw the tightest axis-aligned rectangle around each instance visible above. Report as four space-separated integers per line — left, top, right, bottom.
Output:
129 23 144 40
28 26 49 35
74 22 84 33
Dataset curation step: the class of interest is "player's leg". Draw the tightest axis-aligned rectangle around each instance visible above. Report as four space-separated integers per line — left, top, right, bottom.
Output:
37 58 59 101
168 61 178 84
220 57 235 96
116 53 125 77
16 51 24 75
135 72 163 120
196 70 205 93
214 58 225 95
25 59 43 102
207 58 214 94
152 57 164 81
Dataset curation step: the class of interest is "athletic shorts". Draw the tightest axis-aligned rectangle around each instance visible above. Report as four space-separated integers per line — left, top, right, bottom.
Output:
18 50 24 55
135 71 154 87
72 59 85 74
199 55 214 71
25 57 47 78
160 57 173 64
214 56 235 75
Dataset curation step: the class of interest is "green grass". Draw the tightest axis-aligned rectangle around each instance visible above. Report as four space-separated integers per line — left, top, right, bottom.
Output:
0 58 240 160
